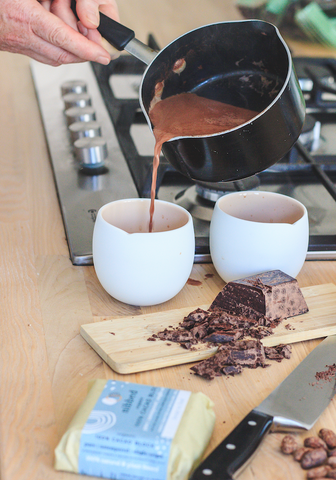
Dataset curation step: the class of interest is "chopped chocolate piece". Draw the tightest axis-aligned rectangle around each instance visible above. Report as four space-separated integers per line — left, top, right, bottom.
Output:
248 326 273 339
179 308 213 330
264 344 292 362
191 351 231 379
191 339 268 379
222 365 243 376
206 321 235 332
264 347 283 361
190 324 209 339
183 308 210 323
203 331 238 344
227 342 267 368
279 344 292 359
238 339 260 349
157 329 196 344
210 270 308 321
179 319 195 329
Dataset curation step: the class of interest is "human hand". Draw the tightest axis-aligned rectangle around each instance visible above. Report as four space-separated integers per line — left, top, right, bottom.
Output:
0 0 120 66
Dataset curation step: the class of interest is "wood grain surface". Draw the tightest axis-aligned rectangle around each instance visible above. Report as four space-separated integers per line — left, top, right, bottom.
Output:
0 2 336 480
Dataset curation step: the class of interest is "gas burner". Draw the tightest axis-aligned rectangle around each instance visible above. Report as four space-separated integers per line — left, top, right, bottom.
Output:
295 58 336 108
175 176 261 222
299 114 322 152
195 176 261 202
175 186 213 222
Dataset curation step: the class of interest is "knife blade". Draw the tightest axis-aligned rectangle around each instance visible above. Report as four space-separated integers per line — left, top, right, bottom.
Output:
190 335 336 480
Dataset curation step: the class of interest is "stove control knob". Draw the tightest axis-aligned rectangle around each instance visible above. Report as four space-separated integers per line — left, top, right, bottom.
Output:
63 92 92 110
74 137 108 168
69 121 102 141
61 80 87 96
65 106 96 125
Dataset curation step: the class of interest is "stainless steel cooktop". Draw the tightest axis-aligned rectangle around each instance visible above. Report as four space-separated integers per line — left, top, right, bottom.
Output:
31 55 336 265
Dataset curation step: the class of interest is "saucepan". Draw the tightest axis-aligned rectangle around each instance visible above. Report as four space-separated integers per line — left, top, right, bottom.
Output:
72 3 305 183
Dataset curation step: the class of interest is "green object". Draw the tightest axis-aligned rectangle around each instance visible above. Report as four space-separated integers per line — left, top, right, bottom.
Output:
295 2 336 47
236 0 267 8
266 0 291 16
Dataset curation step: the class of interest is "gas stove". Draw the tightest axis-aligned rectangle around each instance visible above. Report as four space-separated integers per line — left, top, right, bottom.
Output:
31 55 336 265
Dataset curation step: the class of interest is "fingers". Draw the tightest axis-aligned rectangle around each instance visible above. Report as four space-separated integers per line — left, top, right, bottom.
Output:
31 5 112 64
74 0 120 29
0 0 119 66
77 21 120 60
49 0 120 61
18 45 83 66
47 0 79 30
39 1 52 10
0 27 84 66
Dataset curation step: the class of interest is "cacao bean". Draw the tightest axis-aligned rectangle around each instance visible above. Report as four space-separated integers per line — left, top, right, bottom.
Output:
301 448 328 469
304 437 328 450
326 469 336 478
328 458 336 468
281 435 298 454
319 429 336 449
329 450 336 458
294 447 312 462
306 465 331 478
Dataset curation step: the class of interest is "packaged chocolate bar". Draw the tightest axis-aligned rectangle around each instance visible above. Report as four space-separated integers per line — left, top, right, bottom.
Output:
55 379 215 480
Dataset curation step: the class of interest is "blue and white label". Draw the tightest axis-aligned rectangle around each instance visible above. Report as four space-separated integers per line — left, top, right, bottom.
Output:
78 380 191 480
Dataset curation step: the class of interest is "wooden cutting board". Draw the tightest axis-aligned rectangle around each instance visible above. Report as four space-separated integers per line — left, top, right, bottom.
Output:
81 283 336 374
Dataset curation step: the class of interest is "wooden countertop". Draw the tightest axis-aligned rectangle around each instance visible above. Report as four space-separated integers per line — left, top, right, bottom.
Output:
1 1 336 479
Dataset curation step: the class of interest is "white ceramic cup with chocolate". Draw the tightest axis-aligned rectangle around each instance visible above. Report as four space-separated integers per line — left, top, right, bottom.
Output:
93 198 195 306
210 191 309 283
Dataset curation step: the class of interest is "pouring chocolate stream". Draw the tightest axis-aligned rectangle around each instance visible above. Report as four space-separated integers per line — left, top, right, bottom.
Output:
148 90 257 231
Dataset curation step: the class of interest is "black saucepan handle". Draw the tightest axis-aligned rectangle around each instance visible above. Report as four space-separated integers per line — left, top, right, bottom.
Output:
190 410 274 480
70 0 135 50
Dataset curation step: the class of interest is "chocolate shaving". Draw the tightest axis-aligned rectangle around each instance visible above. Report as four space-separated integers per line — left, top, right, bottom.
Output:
148 306 292 379
315 364 336 383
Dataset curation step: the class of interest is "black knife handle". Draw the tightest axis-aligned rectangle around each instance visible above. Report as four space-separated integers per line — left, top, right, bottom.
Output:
70 0 135 50
190 410 274 480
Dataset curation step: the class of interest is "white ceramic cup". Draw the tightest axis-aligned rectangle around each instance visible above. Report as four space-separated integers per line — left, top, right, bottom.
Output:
210 190 309 283
93 198 195 306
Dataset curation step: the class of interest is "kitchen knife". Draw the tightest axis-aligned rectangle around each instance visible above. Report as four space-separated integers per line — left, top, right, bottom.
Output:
190 335 336 480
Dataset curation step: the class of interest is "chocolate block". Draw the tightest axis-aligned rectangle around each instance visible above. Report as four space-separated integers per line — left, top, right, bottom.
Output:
210 270 309 321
